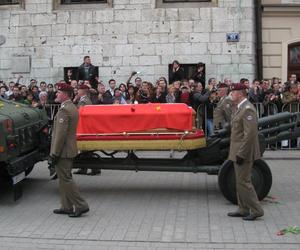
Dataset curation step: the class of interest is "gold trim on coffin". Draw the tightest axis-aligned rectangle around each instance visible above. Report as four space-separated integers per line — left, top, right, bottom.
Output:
77 138 206 151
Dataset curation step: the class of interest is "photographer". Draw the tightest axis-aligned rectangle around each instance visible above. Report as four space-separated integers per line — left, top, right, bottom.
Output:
135 82 152 103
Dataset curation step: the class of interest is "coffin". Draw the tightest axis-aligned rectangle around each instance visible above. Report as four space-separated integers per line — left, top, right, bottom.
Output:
77 103 206 151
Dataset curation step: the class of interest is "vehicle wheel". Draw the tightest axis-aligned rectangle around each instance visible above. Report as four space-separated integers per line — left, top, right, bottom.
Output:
218 159 272 204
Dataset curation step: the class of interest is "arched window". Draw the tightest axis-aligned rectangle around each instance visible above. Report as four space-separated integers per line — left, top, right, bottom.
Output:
288 42 300 80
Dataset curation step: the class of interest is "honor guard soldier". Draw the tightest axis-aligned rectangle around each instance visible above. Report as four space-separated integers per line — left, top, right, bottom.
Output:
227 83 264 221
48 83 89 218
77 84 92 107
74 85 101 175
213 83 232 130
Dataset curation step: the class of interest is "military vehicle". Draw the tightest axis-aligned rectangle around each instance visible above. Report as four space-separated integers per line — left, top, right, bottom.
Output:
0 98 49 200
73 104 300 204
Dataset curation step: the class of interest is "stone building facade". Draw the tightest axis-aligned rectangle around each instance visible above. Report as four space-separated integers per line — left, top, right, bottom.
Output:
0 0 256 85
262 0 300 81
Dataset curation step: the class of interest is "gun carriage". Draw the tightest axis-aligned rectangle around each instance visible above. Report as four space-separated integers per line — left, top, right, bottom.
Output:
74 103 300 204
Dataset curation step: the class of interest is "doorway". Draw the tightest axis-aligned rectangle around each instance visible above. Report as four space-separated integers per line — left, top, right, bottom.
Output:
288 42 300 81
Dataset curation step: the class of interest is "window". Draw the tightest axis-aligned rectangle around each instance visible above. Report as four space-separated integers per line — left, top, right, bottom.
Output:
168 63 205 86
157 0 217 8
61 0 107 4
288 42 300 81
163 0 210 2
0 0 19 5
53 0 111 10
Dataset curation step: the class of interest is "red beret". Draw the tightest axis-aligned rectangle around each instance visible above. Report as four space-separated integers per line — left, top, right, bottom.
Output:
217 83 228 88
230 83 247 91
57 83 73 92
78 84 90 90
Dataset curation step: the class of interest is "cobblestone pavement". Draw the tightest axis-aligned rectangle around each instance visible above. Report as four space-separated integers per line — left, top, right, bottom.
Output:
0 150 299 250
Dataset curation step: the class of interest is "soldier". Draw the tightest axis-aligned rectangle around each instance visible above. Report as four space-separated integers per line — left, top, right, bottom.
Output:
213 83 232 130
73 85 101 176
77 84 92 107
227 83 264 221
48 83 89 218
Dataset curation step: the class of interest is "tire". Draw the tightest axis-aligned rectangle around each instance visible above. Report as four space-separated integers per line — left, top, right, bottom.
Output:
218 159 272 204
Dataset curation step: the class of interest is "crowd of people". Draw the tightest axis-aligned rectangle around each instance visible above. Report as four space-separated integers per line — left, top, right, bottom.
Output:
0 58 299 131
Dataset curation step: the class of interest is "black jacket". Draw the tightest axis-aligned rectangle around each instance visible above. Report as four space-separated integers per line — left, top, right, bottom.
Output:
77 63 98 89
169 67 185 83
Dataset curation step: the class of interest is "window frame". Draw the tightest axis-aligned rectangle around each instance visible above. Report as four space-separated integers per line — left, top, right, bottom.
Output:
157 0 217 8
53 0 112 10
60 0 107 4
0 0 24 9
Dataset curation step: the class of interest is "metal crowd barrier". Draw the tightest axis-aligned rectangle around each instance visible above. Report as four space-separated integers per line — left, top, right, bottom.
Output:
196 101 300 150
44 104 60 121
280 102 300 149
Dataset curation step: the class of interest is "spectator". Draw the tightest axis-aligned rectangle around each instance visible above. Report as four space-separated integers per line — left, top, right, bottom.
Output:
40 81 47 92
113 88 127 104
126 85 136 104
20 85 28 100
31 85 40 101
206 89 218 136
28 79 37 90
77 56 98 89
5 81 15 98
136 82 151 103
92 82 106 104
179 86 191 106
152 86 166 103
191 62 205 88
103 79 116 104
125 71 137 89
173 80 181 102
249 79 264 103
65 68 76 84
135 77 142 90
165 85 176 103
9 86 23 102
0 86 8 99
192 82 209 110
23 91 35 106
70 80 78 89
38 91 48 107
224 78 232 86
282 83 299 105
119 83 128 100
170 60 185 83
47 84 56 104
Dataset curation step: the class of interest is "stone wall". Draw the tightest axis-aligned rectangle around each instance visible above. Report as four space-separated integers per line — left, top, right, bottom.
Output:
0 0 256 85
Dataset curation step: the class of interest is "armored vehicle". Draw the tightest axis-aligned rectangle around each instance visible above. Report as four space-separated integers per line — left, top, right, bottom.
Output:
0 98 49 200
73 104 300 204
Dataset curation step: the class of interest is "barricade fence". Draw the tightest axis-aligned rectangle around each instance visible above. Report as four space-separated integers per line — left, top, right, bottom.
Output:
196 102 300 150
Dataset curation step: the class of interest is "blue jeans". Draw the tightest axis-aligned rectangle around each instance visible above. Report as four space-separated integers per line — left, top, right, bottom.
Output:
206 119 214 137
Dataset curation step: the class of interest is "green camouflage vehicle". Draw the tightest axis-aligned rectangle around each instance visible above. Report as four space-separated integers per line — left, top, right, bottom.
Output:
0 98 49 200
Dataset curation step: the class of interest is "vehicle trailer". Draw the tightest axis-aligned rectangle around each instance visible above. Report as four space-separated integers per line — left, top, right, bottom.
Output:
0 98 49 200
74 104 300 204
